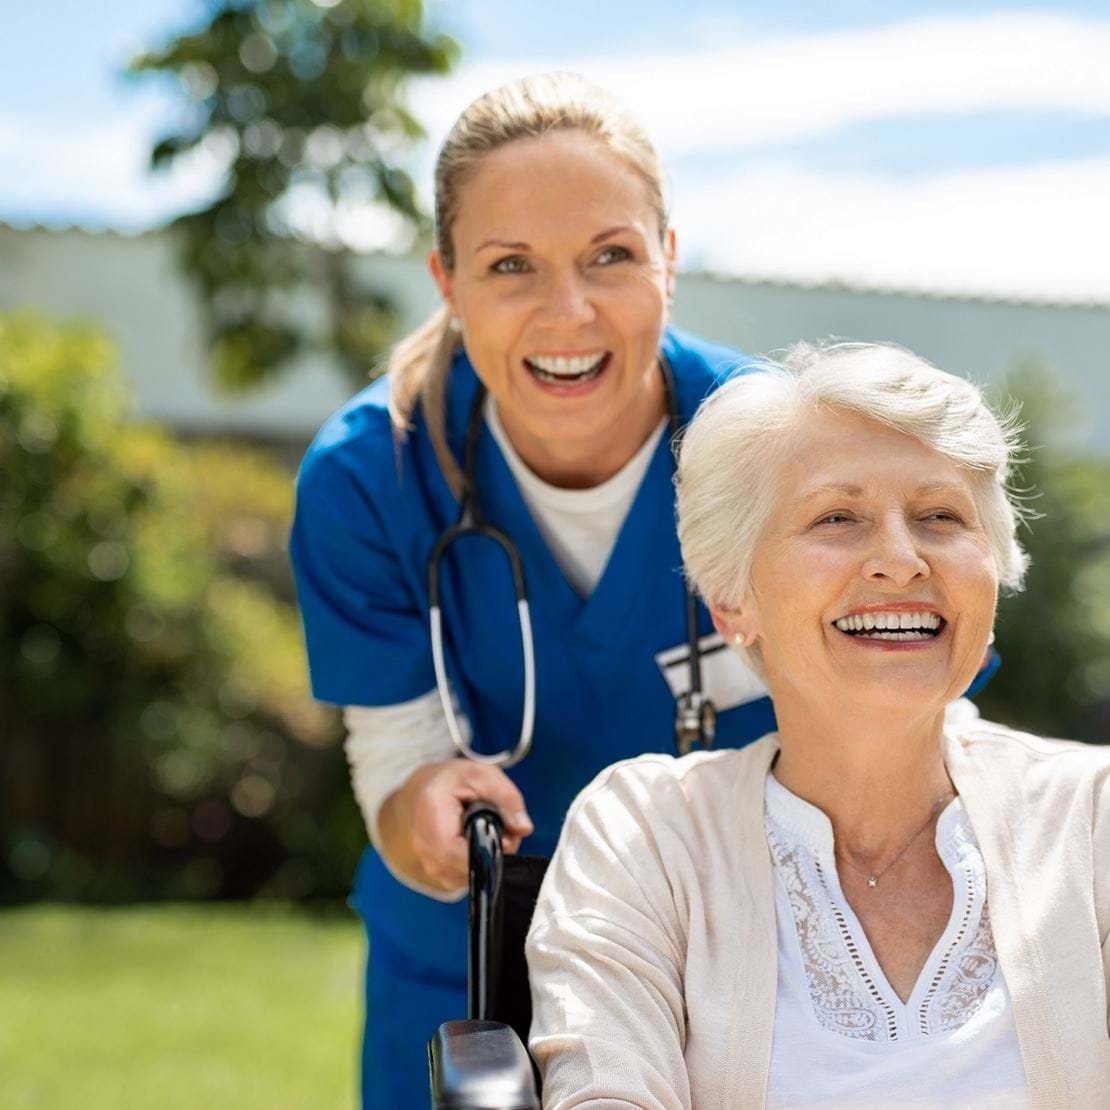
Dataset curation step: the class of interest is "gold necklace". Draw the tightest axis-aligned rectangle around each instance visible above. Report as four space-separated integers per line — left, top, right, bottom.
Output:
836 791 954 888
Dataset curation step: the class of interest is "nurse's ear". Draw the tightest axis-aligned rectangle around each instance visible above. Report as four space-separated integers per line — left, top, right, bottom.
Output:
428 250 457 316
710 602 758 650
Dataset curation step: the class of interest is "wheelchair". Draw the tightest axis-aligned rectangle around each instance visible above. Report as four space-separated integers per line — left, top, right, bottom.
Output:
428 804 548 1109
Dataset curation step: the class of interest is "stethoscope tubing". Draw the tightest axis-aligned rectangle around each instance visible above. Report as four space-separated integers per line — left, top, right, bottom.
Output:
428 514 536 768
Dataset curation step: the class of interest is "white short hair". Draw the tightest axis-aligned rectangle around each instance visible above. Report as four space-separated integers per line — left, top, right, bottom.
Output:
676 341 1031 620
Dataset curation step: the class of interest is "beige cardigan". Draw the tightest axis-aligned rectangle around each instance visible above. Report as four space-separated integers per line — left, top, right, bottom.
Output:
526 721 1110 1109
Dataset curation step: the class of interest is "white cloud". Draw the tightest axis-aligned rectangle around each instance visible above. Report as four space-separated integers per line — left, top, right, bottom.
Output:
671 155 1110 301
402 10 1110 300
0 112 223 230
408 12 1110 158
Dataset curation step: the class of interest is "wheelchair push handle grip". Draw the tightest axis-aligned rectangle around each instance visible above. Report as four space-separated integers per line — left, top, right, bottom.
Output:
464 800 505 1022
463 803 506 884
463 801 505 839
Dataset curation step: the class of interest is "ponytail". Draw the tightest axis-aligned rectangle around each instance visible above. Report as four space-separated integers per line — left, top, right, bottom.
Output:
387 306 465 499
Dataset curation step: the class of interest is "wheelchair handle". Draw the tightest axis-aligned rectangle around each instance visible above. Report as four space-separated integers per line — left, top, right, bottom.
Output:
463 803 505 1022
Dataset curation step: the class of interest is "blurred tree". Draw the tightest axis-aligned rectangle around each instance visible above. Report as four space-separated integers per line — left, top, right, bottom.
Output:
128 0 457 390
978 361 1110 744
0 312 361 903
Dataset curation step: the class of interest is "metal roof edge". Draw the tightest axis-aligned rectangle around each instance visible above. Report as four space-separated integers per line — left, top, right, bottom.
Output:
3 219 1107 312
679 265 1110 312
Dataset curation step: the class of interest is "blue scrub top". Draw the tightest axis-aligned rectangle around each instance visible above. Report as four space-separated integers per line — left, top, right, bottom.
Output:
290 330 769 957
289 326 998 980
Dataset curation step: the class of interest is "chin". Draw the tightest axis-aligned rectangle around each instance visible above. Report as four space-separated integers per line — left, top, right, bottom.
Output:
845 674 955 716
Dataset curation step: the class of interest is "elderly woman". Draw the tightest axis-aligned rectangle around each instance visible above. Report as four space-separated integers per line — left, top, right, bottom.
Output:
526 342 1110 1108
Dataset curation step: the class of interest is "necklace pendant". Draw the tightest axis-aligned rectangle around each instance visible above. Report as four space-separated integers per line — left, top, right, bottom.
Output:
867 875 878 888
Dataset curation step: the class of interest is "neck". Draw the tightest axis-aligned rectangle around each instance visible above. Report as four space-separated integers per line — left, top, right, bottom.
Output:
497 364 667 488
771 693 953 863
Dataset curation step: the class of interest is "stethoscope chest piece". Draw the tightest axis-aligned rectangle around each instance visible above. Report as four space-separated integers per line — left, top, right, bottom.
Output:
675 689 717 756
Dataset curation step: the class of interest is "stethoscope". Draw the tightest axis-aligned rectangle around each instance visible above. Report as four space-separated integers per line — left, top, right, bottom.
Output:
428 355 717 769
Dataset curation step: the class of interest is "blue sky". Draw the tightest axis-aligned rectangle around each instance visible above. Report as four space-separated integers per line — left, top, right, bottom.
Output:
4 1 1109 299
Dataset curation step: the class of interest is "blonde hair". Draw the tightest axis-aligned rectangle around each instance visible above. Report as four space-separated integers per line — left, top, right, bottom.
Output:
676 342 1031 675
387 72 668 496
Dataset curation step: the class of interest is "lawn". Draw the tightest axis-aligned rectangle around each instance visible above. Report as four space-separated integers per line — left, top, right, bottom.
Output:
0 903 364 1109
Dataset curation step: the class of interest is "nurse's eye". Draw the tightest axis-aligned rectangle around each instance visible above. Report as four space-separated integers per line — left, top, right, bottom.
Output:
491 255 530 275
594 245 632 265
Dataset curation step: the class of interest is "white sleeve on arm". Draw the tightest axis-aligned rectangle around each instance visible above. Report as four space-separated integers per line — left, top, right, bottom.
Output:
343 688 467 903
526 763 692 1110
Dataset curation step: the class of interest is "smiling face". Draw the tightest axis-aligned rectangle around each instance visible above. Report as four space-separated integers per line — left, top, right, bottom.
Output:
714 407 999 714
429 130 675 482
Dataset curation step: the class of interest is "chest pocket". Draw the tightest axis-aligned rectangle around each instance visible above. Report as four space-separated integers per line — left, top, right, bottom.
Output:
655 632 768 712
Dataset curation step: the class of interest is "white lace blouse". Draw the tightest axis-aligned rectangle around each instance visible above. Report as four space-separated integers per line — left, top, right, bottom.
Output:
764 774 1031 1108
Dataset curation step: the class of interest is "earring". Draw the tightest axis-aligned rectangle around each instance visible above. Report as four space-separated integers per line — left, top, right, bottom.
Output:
988 629 996 645
733 633 744 646
447 316 462 333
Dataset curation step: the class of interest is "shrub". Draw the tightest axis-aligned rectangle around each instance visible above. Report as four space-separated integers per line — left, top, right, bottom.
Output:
0 311 360 903
978 361 1110 743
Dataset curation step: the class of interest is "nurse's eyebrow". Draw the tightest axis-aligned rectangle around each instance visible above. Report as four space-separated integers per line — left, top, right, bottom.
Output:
476 238 530 252
474 226 639 253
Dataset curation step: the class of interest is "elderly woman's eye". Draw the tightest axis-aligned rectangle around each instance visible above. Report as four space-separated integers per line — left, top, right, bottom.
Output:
923 510 963 523
492 255 529 274
815 512 854 526
595 245 632 265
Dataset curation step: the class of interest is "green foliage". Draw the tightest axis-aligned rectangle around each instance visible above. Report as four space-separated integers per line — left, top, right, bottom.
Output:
977 361 1110 743
128 0 457 390
0 312 361 902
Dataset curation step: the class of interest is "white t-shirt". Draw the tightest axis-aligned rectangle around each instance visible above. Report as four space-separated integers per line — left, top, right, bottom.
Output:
484 395 667 598
764 774 1030 1109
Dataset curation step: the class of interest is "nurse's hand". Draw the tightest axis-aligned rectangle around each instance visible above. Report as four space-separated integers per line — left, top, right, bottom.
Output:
378 759 534 894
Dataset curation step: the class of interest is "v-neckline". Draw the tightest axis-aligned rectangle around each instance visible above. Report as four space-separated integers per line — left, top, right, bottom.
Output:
766 778 983 1039
471 394 680 640
825 815 974 1028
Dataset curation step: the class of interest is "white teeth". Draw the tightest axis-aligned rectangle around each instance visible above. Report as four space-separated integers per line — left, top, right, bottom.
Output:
834 610 942 636
527 352 606 377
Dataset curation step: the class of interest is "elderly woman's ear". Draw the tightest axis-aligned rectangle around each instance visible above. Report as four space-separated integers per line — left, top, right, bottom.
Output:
711 603 758 649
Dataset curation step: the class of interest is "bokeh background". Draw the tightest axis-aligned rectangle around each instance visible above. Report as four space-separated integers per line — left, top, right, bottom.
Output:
2 1 1109 1105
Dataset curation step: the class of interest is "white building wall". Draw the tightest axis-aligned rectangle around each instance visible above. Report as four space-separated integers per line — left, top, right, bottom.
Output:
2 224 1108 449
675 275 1110 450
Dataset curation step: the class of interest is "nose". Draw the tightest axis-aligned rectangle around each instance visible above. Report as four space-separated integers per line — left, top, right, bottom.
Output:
537 269 596 329
862 513 930 588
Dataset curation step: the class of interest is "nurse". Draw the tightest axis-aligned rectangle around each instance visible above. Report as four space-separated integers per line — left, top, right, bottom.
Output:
290 73 991 1107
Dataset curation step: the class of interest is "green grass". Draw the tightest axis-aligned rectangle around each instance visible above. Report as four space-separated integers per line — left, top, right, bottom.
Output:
0 903 364 1109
